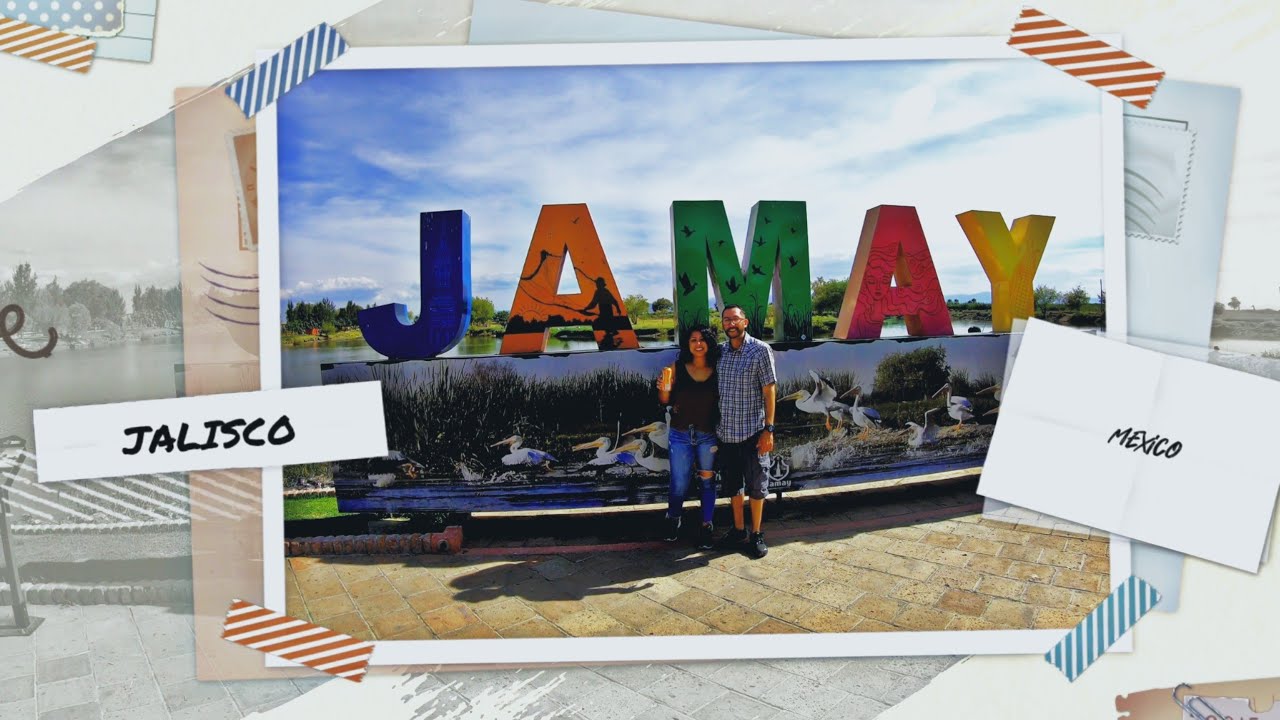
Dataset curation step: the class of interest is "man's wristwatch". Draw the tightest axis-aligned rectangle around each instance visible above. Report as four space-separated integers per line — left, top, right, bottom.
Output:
763 424 775 433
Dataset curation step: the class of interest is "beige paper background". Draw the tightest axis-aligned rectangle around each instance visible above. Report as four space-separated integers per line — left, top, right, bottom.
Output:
6 0 1280 715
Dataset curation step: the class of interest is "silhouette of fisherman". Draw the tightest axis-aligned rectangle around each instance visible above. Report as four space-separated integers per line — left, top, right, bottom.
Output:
582 276 624 348
521 249 560 281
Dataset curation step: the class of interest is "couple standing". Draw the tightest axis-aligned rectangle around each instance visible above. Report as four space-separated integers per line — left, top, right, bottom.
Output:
655 305 777 560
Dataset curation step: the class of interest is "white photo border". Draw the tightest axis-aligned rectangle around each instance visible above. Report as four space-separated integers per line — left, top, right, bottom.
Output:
257 36 1131 667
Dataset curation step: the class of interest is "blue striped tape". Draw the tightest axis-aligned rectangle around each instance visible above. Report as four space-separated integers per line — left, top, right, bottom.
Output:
1046 575 1160 682
223 23 348 118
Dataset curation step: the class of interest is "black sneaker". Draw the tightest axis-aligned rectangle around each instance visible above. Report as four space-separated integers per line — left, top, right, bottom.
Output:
716 526 748 549
749 531 768 559
663 516 682 542
697 523 715 550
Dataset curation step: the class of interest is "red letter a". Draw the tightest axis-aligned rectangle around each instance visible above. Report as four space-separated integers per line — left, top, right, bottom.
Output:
835 205 953 339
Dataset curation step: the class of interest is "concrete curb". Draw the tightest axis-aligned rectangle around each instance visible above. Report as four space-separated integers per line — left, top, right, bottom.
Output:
285 525 462 555
283 487 336 498
0 579 193 605
10 519 189 534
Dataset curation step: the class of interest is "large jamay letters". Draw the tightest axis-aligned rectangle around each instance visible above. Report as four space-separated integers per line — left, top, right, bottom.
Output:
359 203 1053 359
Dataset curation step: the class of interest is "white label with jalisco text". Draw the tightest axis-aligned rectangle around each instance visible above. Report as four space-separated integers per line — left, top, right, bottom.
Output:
32 382 387 482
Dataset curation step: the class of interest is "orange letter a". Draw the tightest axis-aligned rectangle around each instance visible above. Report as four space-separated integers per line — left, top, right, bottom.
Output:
500 204 639 354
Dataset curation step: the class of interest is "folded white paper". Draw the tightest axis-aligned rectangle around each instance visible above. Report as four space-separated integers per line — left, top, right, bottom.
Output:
978 319 1279 572
32 383 387 482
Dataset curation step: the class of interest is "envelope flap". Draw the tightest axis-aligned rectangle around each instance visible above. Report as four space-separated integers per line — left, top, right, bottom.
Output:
1001 321 1163 437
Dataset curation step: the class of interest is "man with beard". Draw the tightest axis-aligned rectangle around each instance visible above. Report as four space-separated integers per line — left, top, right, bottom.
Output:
714 304 777 559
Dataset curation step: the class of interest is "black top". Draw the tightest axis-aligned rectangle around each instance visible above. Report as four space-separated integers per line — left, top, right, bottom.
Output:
668 362 719 434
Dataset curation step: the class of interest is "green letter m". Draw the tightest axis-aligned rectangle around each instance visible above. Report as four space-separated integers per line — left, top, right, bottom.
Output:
671 200 813 343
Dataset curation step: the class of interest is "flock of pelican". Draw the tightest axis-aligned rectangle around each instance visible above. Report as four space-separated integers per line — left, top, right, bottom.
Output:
781 372 996 450
571 436 645 466
780 371 883 435
571 422 677 474
480 376 999 476
486 423 673 475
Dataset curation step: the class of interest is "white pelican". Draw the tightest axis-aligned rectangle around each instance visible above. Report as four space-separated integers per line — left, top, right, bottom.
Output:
623 421 669 450
631 437 670 473
781 370 847 430
367 451 425 487
906 408 942 448
572 437 643 467
932 383 975 425
977 384 1001 416
489 435 557 467
837 385 882 436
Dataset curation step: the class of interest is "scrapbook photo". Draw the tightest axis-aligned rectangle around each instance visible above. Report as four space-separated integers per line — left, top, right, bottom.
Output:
255 38 1127 664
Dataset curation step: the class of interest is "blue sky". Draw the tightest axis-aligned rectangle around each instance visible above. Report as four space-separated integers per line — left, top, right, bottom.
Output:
276 57 1107 313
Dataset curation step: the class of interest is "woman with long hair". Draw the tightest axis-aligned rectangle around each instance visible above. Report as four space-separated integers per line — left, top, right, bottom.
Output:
655 325 721 549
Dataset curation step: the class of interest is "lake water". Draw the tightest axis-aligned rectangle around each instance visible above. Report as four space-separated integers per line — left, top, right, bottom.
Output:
0 337 185 441
1210 337 1280 355
0 321 997 440
280 320 995 388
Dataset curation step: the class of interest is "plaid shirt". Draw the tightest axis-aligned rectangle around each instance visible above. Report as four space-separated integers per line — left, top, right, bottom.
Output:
716 331 778 443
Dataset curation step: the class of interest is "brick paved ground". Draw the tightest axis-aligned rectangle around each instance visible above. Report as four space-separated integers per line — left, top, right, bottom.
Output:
1 480 1111 720
286 481 1111 641
0 605 326 720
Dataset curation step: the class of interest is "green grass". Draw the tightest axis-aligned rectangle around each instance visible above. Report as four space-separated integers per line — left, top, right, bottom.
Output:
280 328 365 346
285 495 350 521
283 461 333 489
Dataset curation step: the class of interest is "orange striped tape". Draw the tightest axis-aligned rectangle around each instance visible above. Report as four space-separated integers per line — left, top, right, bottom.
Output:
0 17 95 73
1008 7 1164 108
222 599 374 682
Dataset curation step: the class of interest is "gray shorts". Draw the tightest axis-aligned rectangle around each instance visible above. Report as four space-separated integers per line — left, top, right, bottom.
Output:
717 433 769 500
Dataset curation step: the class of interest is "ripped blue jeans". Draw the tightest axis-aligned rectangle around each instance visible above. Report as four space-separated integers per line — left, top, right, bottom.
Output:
667 426 717 524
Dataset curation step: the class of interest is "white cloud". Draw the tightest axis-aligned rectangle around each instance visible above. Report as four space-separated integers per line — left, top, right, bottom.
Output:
281 275 380 299
0 117 179 299
278 58 1108 311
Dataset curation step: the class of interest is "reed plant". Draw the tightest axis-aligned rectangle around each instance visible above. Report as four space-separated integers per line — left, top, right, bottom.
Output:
363 361 660 474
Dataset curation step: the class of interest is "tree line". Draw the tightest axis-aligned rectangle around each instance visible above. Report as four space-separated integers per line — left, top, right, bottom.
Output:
130 285 182 329
283 298 366 335
287 277 1104 333
812 278 1095 315
0 262 179 338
